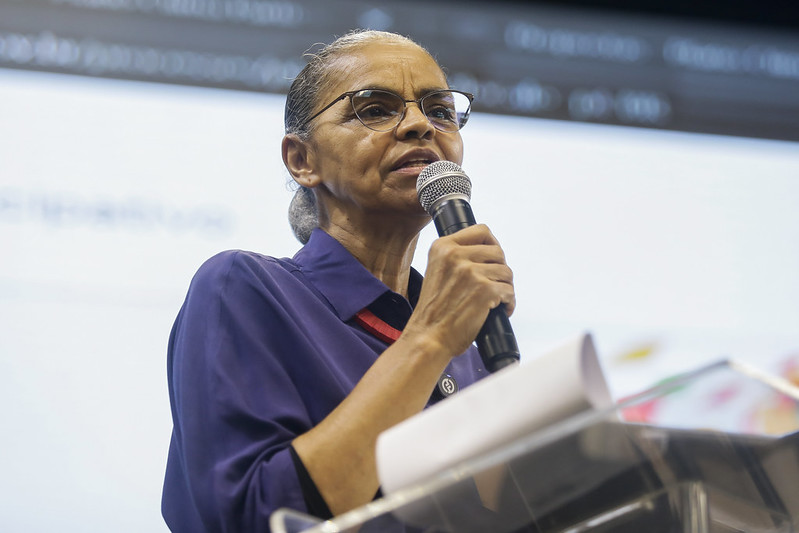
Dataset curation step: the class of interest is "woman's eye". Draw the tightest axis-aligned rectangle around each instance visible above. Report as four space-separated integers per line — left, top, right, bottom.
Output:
427 106 455 121
361 104 393 118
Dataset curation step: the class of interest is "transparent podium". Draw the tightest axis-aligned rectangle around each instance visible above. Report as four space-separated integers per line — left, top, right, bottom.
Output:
271 360 799 532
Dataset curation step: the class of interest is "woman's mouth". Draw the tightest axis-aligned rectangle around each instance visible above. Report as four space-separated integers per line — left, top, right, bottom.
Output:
391 149 440 172
396 159 434 170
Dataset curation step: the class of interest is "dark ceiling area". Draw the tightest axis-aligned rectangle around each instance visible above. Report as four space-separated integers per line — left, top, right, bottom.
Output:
1 0 797 141
494 0 799 31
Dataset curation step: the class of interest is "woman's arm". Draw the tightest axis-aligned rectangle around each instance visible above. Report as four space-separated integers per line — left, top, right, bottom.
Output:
293 224 515 515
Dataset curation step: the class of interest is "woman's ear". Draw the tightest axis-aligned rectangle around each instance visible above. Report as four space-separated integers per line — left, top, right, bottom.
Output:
282 134 321 188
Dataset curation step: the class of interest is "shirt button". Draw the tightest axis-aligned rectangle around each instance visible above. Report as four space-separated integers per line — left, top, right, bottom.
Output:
436 374 458 398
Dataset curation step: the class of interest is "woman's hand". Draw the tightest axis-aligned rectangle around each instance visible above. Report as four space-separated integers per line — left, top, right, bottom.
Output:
404 224 515 359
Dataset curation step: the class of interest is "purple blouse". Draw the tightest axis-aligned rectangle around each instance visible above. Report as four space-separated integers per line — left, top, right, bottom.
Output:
162 229 486 532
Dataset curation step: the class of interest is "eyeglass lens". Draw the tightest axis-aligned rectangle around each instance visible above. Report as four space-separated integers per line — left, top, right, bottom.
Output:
351 90 470 132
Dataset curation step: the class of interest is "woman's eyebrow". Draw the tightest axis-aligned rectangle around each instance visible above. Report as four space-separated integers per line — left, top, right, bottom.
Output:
354 85 451 97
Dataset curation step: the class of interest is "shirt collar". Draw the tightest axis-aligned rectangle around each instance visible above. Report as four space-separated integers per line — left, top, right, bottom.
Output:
293 229 398 321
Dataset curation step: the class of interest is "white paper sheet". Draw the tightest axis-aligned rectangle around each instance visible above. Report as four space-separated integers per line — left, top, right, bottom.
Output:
376 332 613 494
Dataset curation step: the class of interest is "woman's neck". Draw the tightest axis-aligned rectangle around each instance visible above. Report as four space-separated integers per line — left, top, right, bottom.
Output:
323 222 421 298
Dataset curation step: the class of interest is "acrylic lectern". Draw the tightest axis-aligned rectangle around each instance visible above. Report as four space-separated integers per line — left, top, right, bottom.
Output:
271 360 799 532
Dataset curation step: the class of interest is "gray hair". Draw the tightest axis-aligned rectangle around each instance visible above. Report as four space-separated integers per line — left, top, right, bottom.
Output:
284 29 432 244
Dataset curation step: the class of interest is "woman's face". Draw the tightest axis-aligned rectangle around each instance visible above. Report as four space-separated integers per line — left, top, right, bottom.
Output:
303 41 465 230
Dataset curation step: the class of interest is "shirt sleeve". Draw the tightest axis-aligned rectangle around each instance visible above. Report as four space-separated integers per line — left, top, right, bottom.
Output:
289 445 333 520
164 251 319 531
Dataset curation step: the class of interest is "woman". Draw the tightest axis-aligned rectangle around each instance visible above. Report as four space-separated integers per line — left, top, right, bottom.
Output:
162 29 515 532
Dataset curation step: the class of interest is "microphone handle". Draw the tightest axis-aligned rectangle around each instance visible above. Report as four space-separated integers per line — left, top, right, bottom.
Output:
431 198 521 373
432 197 476 236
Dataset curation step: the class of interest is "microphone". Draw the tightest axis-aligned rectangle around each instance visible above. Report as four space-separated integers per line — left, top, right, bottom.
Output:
417 161 520 373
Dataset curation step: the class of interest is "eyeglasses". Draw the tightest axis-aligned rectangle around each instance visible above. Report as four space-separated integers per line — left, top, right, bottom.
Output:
305 88 474 132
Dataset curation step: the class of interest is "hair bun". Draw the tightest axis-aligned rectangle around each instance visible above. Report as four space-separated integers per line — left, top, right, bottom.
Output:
288 186 318 244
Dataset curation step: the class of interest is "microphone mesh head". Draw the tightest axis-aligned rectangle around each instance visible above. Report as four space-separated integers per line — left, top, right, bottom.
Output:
416 161 472 214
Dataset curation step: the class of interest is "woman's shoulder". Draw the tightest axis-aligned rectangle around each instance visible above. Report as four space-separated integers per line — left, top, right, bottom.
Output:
200 249 296 272
188 249 300 295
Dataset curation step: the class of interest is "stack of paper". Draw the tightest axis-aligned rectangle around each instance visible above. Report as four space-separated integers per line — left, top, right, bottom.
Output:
376 333 613 495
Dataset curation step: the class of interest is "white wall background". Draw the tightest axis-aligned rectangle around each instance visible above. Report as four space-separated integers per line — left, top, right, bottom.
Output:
1 68 797 532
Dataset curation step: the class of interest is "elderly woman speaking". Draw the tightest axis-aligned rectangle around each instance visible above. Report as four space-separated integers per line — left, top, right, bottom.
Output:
162 29 515 532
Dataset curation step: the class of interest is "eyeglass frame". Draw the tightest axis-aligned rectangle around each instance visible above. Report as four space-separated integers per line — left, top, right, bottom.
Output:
303 88 475 132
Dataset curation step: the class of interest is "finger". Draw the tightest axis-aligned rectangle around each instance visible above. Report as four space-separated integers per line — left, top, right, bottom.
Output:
477 263 514 285
463 244 507 265
443 224 499 246
429 240 507 267
502 293 516 316
454 264 515 310
482 272 516 316
483 287 516 317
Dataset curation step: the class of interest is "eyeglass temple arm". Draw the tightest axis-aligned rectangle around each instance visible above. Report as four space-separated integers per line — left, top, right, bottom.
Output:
306 92 352 124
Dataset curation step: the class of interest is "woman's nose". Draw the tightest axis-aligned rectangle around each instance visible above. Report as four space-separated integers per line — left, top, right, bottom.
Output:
395 102 435 139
